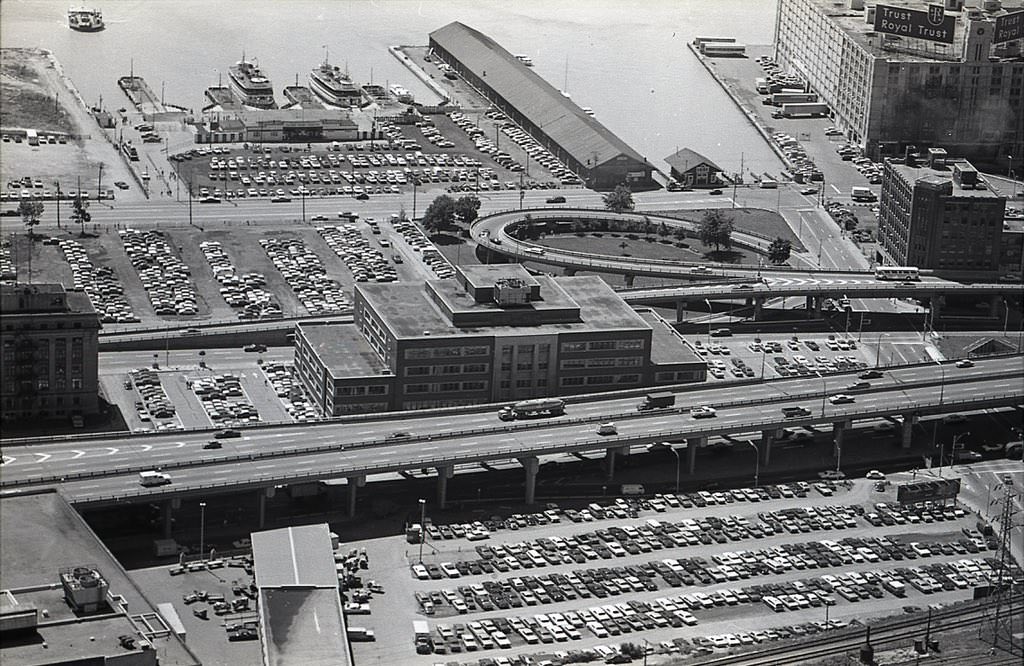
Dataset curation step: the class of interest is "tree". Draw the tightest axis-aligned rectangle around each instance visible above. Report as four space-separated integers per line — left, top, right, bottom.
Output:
71 194 91 237
602 184 634 213
421 194 456 233
698 209 734 251
658 222 669 237
454 195 481 225
20 200 44 239
768 237 792 264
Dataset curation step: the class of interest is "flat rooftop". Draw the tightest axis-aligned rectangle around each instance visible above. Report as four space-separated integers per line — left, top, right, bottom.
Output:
358 275 651 339
0 491 198 666
298 322 389 379
890 161 1005 199
637 309 706 366
260 588 350 666
253 524 339 588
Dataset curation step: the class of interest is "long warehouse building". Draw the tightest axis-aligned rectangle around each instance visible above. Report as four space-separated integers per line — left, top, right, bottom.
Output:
429 21 658 191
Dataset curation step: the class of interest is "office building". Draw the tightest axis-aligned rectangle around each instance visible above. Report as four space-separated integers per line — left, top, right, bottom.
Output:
293 264 705 416
774 0 1024 166
877 150 1007 278
428 22 657 190
0 283 101 422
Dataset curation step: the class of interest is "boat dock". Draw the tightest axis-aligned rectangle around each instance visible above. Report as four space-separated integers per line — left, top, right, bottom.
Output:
118 76 166 115
283 86 324 109
203 86 243 112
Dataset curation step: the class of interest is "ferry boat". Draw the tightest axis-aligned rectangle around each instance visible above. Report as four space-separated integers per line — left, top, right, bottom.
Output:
228 57 277 109
515 54 533 66
68 7 104 31
389 84 414 104
309 61 363 108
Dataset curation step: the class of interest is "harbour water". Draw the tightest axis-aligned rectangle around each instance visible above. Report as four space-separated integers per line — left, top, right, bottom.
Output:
1 0 780 176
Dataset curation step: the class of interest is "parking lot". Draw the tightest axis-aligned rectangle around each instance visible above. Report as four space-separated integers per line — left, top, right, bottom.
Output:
687 332 873 382
349 473 1019 666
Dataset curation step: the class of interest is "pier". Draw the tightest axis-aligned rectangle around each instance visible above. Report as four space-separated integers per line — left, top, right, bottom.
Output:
203 86 243 112
283 86 325 109
117 76 167 115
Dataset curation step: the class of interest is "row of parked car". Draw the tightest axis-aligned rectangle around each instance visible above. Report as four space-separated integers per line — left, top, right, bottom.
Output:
129 369 176 420
316 224 397 284
260 362 318 422
191 374 260 426
198 240 282 320
57 237 139 323
258 236 350 316
490 111 585 186
0 238 13 281
120 229 199 317
392 218 456 278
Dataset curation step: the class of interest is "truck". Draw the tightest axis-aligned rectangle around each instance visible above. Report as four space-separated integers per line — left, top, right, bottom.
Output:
26 129 39 146
498 397 565 421
780 102 829 118
638 392 676 411
851 186 877 202
768 92 818 106
139 470 172 487
621 484 646 496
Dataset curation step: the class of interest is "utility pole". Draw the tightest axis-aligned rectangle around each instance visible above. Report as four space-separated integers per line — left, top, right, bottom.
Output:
97 163 103 202
55 181 61 229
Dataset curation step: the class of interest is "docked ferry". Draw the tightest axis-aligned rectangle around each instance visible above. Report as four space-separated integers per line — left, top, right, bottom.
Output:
309 61 363 108
389 84 414 104
514 54 533 66
228 57 277 109
68 7 104 31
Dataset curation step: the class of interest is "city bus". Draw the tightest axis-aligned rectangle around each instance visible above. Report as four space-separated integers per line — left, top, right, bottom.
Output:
874 266 920 281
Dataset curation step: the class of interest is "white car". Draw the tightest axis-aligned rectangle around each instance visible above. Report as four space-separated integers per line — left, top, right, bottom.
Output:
955 359 974 368
411 564 430 580
829 394 855 404
818 470 846 481
865 470 885 480
691 406 717 419
597 422 618 435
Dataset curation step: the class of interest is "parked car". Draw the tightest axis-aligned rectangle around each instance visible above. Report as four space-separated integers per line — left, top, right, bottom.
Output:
545 195 566 204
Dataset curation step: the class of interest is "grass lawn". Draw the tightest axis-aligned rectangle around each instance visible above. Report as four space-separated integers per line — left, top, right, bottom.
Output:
537 232 763 265
651 207 806 252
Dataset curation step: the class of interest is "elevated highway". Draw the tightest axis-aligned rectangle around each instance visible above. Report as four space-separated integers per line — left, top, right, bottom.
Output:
3 357 1021 522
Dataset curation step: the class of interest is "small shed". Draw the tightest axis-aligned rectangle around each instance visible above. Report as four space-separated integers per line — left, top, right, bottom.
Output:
664 148 724 188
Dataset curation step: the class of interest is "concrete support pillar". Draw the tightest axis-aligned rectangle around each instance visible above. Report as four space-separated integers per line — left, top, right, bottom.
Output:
901 414 914 450
162 500 175 539
519 456 539 505
760 430 774 467
685 437 706 474
813 296 823 318
346 475 365 517
436 465 453 509
624 273 635 288
805 295 815 318
676 300 687 323
605 447 617 479
753 296 765 321
256 489 266 530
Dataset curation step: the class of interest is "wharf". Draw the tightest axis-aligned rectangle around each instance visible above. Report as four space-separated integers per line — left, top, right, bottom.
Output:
390 45 450 105
203 86 243 112
283 86 324 109
117 76 166 115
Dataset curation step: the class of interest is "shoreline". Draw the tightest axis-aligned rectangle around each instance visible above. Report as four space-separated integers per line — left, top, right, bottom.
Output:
687 43 790 180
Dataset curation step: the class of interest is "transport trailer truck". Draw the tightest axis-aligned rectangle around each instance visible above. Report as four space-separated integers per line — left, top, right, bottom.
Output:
637 392 676 411
498 397 566 421
779 102 829 118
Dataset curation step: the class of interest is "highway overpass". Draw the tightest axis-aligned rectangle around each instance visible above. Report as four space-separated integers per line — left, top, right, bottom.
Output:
3 357 1021 530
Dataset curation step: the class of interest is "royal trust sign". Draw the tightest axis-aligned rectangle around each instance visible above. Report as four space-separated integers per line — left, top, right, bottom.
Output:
874 4 956 45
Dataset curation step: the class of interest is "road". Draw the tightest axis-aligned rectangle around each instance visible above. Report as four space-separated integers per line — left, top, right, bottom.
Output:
2 358 1020 504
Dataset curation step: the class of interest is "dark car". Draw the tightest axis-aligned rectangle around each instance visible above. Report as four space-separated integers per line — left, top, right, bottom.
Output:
199 196 222 204
271 196 291 203
355 192 369 200
709 189 723 195
202 440 222 450
859 370 884 379
311 214 329 222
214 429 241 439
546 196 566 204
243 343 267 353
782 406 812 418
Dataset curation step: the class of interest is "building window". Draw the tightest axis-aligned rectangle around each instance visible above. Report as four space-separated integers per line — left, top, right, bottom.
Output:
561 342 587 353
560 377 584 387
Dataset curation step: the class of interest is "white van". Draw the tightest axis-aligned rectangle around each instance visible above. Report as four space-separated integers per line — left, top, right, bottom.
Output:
139 471 171 487
597 422 617 435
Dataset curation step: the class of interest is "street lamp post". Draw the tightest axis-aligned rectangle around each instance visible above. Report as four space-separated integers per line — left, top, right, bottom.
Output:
198 501 207 562
942 432 970 475
704 298 713 347
746 440 760 488
412 178 419 220
875 332 890 368
417 498 426 564
816 371 828 416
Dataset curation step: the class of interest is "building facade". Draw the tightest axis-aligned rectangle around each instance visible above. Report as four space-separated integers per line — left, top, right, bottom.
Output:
877 152 1007 278
294 265 704 416
664 148 725 188
428 22 657 190
1 283 101 421
774 0 1024 167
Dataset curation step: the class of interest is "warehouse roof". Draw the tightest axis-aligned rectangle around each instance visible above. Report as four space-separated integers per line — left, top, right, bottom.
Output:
429 21 649 169
665 148 722 173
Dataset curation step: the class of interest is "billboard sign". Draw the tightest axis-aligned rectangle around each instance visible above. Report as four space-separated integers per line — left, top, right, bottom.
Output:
874 4 956 45
896 477 961 504
995 10 1024 44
